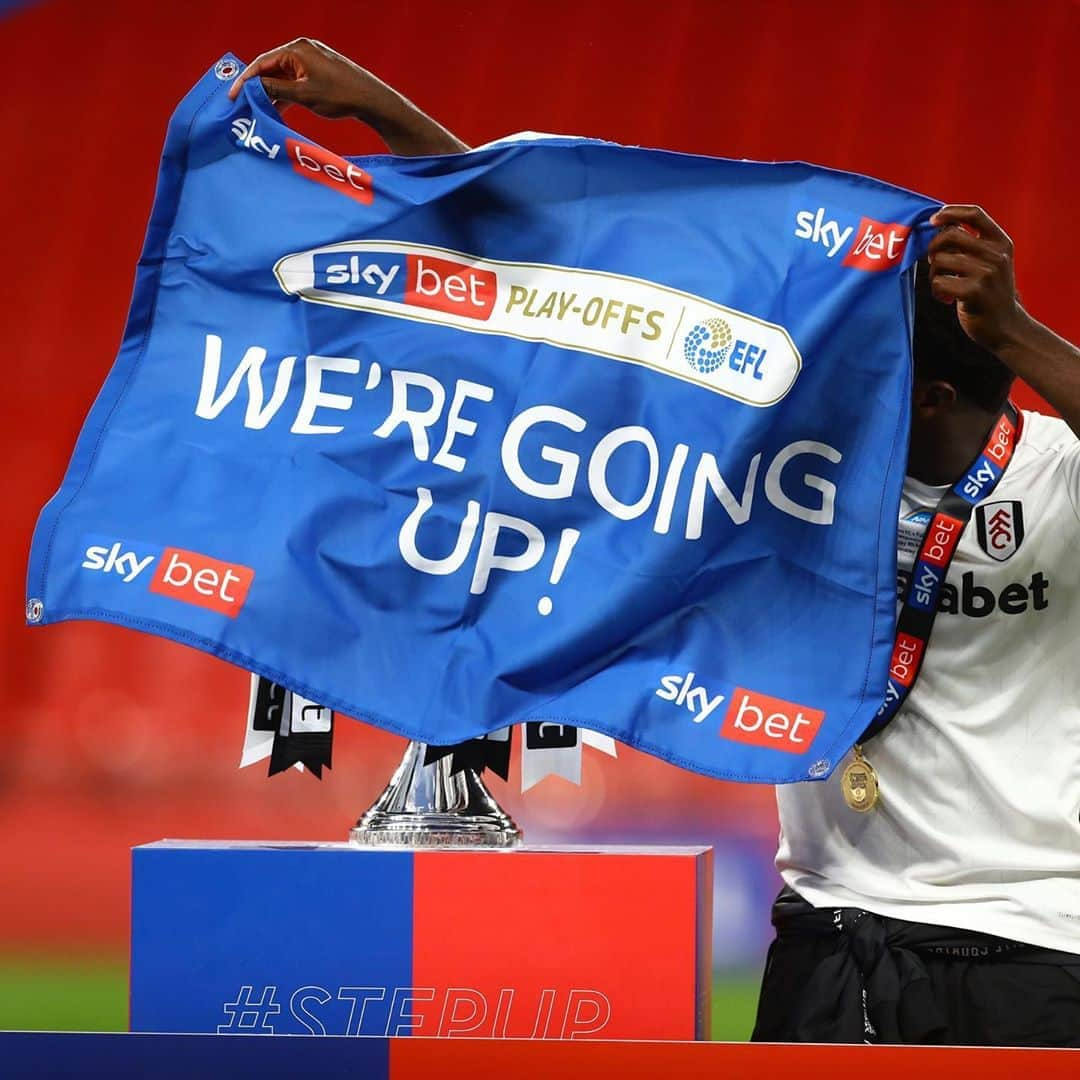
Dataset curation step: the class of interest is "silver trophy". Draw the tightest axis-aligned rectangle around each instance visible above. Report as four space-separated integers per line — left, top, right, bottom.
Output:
350 739 521 847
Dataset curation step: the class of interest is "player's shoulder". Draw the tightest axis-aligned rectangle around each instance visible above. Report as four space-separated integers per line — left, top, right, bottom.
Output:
1015 410 1080 520
1019 409 1079 459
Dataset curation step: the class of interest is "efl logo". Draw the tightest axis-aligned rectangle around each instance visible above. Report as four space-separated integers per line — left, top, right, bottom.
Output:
149 547 255 618
682 318 769 382
842 217 910 271
405 254 497 320
889 632 925 688
921 512 964 568
720 689 824 754
287 139 373 205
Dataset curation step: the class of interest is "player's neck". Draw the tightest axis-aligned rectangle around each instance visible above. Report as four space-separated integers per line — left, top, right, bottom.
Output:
907 406 1003 487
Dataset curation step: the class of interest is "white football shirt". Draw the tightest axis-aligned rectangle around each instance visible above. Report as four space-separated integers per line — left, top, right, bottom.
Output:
777 410 1080 953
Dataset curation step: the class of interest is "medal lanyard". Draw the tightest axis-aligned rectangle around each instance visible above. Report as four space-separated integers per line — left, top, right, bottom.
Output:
862 399 1022 742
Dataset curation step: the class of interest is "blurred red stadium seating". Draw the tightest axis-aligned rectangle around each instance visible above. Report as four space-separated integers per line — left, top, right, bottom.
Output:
3 0 1077 959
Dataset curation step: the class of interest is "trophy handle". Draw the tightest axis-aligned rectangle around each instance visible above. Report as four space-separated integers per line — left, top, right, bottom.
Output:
350 740 521 848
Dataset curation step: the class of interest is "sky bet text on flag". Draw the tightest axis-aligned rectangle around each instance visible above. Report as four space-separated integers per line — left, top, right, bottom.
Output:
25 56 938 783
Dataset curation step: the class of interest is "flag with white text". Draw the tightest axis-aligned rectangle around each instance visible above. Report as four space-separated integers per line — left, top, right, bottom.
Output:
26 55 938 783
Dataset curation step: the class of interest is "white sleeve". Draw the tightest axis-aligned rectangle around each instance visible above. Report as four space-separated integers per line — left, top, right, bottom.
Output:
1058 428 1080 523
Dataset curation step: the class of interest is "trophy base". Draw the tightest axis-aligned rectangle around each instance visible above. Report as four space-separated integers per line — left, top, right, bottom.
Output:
349 740 522 849
349 812 520 849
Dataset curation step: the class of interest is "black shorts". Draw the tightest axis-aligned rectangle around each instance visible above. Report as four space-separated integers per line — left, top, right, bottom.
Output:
751 888 1080 1047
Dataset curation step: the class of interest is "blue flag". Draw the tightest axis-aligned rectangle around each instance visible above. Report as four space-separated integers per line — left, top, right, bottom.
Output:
27 56 938 784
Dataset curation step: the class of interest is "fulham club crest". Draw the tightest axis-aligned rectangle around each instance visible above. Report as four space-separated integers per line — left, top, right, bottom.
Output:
975 500 1025 561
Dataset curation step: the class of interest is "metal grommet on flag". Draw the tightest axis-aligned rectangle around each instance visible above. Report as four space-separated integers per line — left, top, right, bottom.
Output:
213 57 240 81
25 598 44 623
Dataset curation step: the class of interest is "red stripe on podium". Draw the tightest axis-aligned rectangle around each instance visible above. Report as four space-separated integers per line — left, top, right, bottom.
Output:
411 850 702 1040
391 1039 1080 1079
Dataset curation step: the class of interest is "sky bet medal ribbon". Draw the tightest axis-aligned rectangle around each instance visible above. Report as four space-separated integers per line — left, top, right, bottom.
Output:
25 54 940 787
847 401 1022 810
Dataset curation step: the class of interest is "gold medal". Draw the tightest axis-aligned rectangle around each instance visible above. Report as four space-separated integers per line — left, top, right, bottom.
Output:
841 744 879 812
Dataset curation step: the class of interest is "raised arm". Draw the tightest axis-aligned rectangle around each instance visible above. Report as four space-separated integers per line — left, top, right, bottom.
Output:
928 204 1080 438
227 38 469 156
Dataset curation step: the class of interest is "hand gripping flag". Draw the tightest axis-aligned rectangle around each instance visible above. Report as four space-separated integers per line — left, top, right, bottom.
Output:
26 55 938 784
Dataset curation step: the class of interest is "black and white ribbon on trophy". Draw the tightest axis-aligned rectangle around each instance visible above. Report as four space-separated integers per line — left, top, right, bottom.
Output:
520 722 612 790
240 675 616 788
423 724 617 786
424 729 514 780
241 674 334 778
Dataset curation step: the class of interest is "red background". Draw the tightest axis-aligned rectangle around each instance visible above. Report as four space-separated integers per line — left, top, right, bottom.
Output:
2 0 1077 960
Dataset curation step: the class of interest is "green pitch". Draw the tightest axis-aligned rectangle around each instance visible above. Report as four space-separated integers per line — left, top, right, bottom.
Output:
709 974 760 1040
0 956 128 1032
0 956 760 1041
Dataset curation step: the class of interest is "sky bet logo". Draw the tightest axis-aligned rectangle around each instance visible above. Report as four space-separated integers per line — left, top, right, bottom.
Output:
908 558 945 612
656 675 822 752
889 632 925 688
719 689 824 754
313 252 497 320
958 411 1016 504
794 208 910 271
906 512 962 613
232 116 280 159
656 671 726 723
286 138 373 205
921 511 964 568
81 539 254 618
278 240 804 406
227 114 372 203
